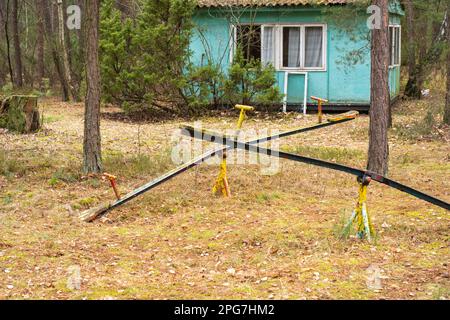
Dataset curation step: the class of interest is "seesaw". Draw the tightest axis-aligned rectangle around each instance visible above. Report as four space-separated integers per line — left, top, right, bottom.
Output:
80 105 358 222
181 125 449 242
79 103 449 242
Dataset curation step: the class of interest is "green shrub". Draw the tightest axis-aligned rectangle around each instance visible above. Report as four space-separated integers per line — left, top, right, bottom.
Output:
223 48 283 106
183 48 283 110
183 62 226 111
100 0 195 113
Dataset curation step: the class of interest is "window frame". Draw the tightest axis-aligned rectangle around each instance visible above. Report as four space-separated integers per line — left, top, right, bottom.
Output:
230 23 327 72
389 25 401 68
234 23 263 62
279 23 327 72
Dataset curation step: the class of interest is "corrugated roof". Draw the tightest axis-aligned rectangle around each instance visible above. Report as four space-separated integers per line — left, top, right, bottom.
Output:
197 0 349 8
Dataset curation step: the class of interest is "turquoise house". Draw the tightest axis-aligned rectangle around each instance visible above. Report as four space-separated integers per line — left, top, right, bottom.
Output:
190 0 404 112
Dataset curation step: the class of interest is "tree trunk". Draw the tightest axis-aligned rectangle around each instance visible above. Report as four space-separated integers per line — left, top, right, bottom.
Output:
445 8 450 125
42 0 70 101
1 0 15 86
36 0 45 90
11 0 23 88
62 0 81 102
0 95 41 133
83 0 102 174
404 0 416 78
405 10 448 99
57 0 74 101
367 0 390 176
0 1 7 86
115 0 135 19
75 0 85 100
22 1 34 88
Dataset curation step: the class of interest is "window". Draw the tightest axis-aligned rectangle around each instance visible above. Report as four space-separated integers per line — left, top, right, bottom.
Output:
231 23 326 71
304 27 324 68
389 25 401 66
236 25 261 61
281 25 325 70
283 27 302 68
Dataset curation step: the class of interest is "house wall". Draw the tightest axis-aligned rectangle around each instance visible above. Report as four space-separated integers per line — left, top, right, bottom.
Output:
190 5 403 107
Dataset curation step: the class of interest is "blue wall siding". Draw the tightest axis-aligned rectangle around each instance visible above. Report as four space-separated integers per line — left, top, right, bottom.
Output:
191 7 402 106
328 18 371 103
389 66 401 97
191 14 231 70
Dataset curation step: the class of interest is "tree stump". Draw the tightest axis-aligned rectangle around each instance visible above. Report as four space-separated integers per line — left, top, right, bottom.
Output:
0 95 41 133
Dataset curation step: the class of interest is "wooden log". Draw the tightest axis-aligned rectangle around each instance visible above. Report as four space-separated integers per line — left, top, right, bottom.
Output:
0 95 41 133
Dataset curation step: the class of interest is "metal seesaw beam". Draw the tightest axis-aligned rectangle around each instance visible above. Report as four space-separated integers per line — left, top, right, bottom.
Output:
183 128 450 211
80 117 357 221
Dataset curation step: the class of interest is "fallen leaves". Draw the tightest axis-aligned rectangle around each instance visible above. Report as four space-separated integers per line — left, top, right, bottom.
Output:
0 98 448 300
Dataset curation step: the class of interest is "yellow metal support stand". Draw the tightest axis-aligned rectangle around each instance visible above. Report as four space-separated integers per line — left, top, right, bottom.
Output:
311 96 329 124
212 104 254 197
342 176 375 242
212 154 231 197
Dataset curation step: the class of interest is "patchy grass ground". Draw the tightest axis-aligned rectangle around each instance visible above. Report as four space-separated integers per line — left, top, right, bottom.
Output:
0 96 448 300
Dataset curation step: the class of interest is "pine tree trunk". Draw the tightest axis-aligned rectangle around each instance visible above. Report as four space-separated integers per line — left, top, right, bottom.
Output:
36 0 45 90
405 10 448 99
404 0 416 79
62 0 81 102
83 0 102 174
115 0 135 19
368 0 390 176
22 3 34 88
42 0 70 101
0 1 7 87
445 8 450 125
404 9 427 99
2 0 15 86
75 0 85 99
11 0 23 88
57 0 74 101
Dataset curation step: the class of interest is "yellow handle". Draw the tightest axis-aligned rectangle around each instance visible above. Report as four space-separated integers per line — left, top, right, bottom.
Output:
310 96 329 103
235 105 254 130
235 104 255 112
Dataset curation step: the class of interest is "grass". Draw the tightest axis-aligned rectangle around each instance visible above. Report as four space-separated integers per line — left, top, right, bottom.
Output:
281 145 365 163
0 152 26 177
394 110 439 140
103 150 173 178
0 96 448 300
43 115 64 124
256 191 282 202
51 167 81 183
392 94 448 141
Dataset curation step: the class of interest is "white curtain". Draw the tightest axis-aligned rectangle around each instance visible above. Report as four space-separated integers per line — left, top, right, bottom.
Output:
305 27 323 68
287 27 301 68
262 26 274 66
